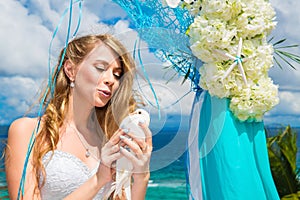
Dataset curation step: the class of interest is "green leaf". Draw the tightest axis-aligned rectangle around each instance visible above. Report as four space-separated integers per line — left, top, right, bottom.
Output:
273 56 283 69
276 50 300 63
267 126 300 197
276 44 299 49
181 66 191 85
273 38 287 46
268 36 274 43
281 191 300 200
271 37 300 70
275 51 297 70
166 72 179 84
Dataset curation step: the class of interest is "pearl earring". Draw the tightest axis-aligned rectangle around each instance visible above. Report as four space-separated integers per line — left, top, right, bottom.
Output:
70 81 75 88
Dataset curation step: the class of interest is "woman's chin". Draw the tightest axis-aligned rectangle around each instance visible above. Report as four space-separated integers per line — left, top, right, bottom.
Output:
94 101 109 108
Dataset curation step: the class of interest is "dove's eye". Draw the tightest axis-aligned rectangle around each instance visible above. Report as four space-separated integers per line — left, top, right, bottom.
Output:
138 111 142 114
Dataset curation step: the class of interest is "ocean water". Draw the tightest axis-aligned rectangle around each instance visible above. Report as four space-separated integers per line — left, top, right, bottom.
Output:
0 125 299 199
0 126 189 199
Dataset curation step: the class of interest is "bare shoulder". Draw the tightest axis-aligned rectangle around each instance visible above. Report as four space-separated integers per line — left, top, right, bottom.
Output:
7 117 40 145
6 117 42 199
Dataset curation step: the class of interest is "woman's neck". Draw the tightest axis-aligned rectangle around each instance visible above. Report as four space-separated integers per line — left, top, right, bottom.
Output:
64 94 105 150
66 93 101 134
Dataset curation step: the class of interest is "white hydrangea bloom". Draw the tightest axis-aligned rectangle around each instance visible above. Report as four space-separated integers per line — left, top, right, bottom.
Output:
187 0 279 121
230 78 279 122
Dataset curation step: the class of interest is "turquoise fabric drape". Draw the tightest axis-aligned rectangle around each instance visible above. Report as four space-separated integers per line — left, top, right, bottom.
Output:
198 92 279 200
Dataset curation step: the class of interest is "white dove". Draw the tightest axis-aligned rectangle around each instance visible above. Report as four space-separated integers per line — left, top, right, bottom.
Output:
106 109 150 200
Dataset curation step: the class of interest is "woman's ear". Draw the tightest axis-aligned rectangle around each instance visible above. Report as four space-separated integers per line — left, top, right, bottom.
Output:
64 60 76 81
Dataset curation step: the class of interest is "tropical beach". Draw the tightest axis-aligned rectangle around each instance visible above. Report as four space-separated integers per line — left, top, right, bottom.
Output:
1 0 300 199
1 125 300 199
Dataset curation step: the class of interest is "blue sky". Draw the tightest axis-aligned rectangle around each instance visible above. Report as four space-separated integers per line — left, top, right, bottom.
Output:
0 0 299 128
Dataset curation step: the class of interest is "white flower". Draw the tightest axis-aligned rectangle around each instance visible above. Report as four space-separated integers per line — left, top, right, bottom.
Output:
164 0 181 8
189 16 237 62
184 1 203 16
201 0 242 21
230 78 279 122
163 0 196 8
186 0 278 121
235 0 277 38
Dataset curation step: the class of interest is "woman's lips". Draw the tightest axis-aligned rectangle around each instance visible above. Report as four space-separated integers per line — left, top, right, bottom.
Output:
98 89 111 98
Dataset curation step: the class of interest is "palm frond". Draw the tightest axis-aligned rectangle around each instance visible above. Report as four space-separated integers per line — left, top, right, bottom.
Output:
267 125 300 197
274 51 297 70
275 44 299 49
273 38 286 46
163 50 199 85
271 38 300 70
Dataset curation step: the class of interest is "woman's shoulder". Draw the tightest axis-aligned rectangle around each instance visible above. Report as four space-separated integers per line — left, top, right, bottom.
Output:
8 117 40 141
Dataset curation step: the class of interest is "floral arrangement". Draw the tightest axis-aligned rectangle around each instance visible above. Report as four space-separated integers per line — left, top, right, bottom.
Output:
165 0 280 122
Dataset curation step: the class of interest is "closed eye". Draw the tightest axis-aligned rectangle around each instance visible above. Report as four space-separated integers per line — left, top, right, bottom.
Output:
114 72 122 79
95 65 105 71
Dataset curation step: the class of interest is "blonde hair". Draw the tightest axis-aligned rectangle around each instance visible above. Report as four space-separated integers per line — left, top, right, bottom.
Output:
33 34 136 193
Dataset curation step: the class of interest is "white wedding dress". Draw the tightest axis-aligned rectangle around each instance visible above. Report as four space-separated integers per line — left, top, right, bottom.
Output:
39 150 112 200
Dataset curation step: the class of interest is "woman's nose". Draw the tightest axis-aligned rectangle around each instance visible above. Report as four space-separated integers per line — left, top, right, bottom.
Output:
102 70 115 85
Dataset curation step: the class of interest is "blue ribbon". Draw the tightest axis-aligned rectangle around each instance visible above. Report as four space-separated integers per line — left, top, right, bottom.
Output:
134 38 161 119
235 56 243 63
17 1 83 199
48 0 83 97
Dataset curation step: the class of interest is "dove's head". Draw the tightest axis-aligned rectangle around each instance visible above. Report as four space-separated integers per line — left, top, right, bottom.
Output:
134 109 150 126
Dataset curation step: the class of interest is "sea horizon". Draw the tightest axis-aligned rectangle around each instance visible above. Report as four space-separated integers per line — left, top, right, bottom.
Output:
0 125 299 199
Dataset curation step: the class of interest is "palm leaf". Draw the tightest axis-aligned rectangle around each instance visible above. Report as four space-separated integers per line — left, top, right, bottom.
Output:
267 125 300 197
276 44 299 49
271 38 300 70
281 191 300 200
273 56 283 69
274 51 297 70
273 38 286 46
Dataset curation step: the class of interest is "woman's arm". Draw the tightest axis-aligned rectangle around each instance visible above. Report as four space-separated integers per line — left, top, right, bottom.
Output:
6 117 41 200
64 129 124 200
63 165 110 200
131 172 150 200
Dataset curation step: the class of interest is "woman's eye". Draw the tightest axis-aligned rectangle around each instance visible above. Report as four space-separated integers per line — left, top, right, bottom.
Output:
114 73 122 79
95 65 105 71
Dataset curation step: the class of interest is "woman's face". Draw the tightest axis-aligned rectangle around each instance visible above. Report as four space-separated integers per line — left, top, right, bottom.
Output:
73 42 123 108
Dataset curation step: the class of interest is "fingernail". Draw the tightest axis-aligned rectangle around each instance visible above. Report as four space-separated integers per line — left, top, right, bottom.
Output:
122 128 129 134
120 146 125 152
124 145 130 151
120 135 126 140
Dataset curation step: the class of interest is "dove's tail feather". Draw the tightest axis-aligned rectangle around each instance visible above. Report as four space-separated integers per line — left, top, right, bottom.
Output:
102 182 116 200
114 171 132 199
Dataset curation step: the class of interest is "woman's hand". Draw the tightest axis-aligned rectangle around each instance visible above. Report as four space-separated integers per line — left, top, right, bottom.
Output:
96 129 124 184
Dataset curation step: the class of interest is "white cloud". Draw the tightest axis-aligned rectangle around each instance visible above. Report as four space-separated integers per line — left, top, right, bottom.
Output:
266 90 300 117
0 76 43 124
83 0 128 21
266 0 300 126
0 0 51 77
0 0 300 127
270 0 300 40
134 77 195 115
0 1 142 125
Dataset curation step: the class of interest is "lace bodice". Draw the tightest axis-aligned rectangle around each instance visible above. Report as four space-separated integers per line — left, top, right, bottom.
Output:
39 150 112 200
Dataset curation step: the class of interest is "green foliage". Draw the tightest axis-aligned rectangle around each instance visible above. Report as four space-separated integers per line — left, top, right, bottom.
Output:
281 191 300 200
163 50 200 85
269 37 300 70
267 125 300 198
